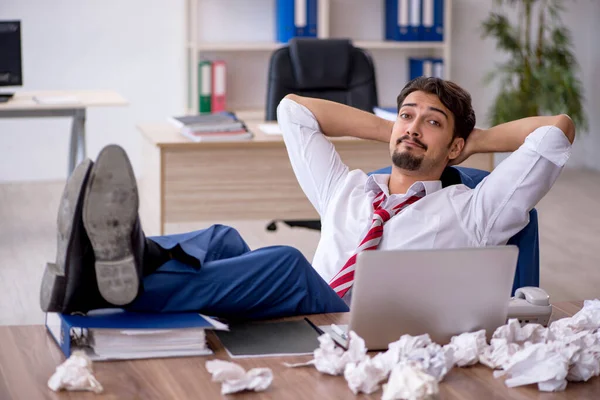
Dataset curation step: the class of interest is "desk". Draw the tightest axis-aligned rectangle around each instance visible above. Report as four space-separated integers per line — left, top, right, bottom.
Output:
0 301 596 399
0 90 128 175
138 117 494 235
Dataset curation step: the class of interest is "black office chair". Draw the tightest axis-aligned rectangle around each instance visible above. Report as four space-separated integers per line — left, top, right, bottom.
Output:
265 37 379 231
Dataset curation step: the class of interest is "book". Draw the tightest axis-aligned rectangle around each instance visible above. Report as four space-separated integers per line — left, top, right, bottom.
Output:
180 129 254 143
214 320 321 358
198 60 212 114
45 309 228 361
374 106 398 121
211 60 226 113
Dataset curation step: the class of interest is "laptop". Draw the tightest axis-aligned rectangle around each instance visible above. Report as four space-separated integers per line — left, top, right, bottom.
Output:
329 246 518 350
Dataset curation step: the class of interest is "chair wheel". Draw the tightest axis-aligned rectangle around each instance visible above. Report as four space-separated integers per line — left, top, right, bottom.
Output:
266 222 277 231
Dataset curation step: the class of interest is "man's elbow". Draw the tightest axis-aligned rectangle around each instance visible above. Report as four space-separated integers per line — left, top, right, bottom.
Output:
555 114 576 144
284 93 300 103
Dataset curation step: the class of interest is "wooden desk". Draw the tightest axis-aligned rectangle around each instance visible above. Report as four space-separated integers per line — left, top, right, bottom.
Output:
1 301 597 399
138 118 493 235
0 90 128 175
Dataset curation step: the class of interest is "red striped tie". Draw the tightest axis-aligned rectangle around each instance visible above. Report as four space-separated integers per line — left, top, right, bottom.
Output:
329 190 425 298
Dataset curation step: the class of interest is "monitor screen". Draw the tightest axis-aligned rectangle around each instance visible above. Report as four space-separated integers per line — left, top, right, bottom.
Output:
0 21 22 87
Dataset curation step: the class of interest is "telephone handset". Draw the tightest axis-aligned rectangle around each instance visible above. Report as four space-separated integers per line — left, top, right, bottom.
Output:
506 286 553 327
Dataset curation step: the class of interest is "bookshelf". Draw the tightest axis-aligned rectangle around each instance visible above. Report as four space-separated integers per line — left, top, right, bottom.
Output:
185 0 452 116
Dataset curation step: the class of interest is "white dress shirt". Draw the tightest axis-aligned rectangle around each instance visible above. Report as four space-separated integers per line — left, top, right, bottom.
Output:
277 98 572 283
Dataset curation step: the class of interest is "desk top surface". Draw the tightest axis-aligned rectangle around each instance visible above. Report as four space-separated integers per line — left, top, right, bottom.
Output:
137 118 371 149
0 90 128 110
0 301 597 399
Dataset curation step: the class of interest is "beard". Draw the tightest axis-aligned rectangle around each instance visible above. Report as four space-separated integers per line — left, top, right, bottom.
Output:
392 149 424 171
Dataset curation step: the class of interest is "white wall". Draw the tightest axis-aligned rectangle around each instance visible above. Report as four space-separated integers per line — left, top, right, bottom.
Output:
0 0 598 182
0 0 186 182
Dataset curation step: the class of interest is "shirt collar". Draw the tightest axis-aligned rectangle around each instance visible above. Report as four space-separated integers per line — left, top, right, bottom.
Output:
365 174 442 197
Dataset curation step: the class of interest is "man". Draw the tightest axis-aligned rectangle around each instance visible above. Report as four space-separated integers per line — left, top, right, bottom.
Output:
40 77 574 319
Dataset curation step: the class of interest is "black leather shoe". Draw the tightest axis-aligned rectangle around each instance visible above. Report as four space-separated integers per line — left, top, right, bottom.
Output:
40 159 97 312
82 144 144 306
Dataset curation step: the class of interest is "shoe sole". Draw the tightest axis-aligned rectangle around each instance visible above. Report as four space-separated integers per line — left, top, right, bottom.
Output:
83 145 140 306
40 159 93 312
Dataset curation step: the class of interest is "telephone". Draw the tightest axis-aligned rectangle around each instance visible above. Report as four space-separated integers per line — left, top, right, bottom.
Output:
506 286 553 327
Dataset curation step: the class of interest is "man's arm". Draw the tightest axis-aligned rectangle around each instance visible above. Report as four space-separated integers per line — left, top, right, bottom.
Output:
285 94 393 142
455 115 574 245
452 114 575 165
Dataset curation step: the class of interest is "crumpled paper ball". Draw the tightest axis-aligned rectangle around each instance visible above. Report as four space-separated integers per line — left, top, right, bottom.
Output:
47 351 103 394
443 329 487 367
493 342 577 392
381 362 439 400
205 359 273 395
344 355 389 395
405 342 454 382
301 332 452 396
479 338 521 370
493 318 548 345
490 300 600 392
549 300 600 340
284 331 367 376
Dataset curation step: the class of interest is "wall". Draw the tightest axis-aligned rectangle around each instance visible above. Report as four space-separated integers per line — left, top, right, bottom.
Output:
0 0 186 182
0 0 598 182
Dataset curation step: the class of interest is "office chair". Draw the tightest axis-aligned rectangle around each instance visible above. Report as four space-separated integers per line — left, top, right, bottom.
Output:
265 37 379 120
265 37 379 230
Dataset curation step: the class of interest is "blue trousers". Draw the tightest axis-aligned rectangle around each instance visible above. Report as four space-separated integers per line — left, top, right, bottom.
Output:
128 224 349 319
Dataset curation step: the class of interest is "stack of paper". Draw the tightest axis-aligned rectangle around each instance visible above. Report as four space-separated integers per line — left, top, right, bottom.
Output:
168 112 253 142
90 328 209 360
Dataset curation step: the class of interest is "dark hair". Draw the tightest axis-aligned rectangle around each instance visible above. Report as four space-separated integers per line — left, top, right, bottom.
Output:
396 77 476 141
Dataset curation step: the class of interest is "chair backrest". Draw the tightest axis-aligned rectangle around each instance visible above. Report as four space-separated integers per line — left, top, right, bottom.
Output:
369 165 540 295
265 38 379 121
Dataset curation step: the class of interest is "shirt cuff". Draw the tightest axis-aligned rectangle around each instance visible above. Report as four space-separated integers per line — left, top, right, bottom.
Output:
524 125 572 167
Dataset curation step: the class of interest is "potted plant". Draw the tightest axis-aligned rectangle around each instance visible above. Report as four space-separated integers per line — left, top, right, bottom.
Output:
481 0 588 131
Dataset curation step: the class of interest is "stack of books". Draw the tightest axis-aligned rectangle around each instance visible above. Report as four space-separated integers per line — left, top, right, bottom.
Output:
168 112 253 142
46 310 229 361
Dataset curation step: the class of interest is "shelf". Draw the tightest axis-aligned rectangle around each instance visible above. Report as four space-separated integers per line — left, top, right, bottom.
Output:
197 42 284 52
195 41 445 52
354 41 446 50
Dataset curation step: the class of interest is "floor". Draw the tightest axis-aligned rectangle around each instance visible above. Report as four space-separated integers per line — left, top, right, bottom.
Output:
0 168 599 326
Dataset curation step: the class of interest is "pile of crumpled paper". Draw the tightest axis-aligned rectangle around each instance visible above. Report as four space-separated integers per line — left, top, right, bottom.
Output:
286 299 600 398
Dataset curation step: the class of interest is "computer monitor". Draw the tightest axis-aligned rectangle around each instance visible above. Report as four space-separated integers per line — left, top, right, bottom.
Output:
0 20 23 101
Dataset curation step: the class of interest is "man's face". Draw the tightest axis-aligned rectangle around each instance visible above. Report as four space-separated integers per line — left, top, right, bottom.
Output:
389 91 463 174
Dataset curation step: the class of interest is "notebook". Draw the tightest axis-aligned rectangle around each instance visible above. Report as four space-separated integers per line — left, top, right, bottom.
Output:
215 320 321 358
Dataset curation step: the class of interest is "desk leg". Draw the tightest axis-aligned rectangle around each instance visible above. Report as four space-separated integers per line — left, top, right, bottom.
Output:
68 109 87 175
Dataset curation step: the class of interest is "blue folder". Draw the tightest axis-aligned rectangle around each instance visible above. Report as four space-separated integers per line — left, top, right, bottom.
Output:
385 0 421 41
276 0 318 43
409 57 444 80
45 310 227 359
421 0 444 41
